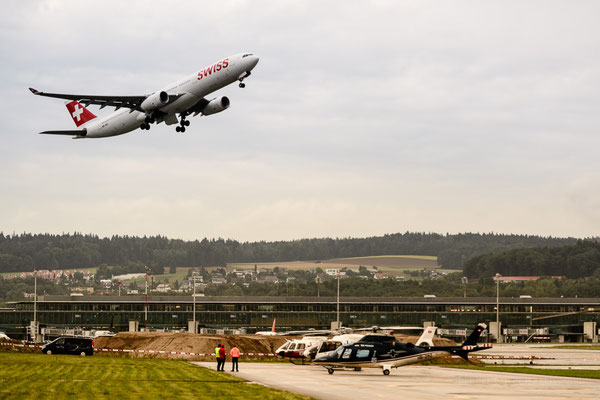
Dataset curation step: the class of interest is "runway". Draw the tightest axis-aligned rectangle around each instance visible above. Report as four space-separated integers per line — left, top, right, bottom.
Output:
192 360 600 400
476 343 600 366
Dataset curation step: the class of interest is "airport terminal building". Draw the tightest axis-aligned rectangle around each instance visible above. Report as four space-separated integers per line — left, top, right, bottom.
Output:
1 295 599 342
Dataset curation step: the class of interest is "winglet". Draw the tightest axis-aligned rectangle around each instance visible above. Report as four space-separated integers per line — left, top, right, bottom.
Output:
29 88 40 94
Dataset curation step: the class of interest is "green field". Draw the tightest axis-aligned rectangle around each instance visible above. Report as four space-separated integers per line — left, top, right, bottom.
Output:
0 353 311 400
442 364 600 379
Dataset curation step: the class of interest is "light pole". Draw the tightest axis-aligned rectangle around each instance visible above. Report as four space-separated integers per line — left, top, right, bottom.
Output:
145 266 149 331
33 269 37 342
192 271 197 333
495 273 502 343
336 272 340 331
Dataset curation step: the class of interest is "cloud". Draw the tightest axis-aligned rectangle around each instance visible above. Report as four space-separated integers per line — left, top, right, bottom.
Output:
1 1 600 241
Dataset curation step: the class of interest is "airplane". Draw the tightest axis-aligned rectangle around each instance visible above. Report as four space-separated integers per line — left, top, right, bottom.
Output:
29 53 259 138
313 323 491 375
255 318 278 336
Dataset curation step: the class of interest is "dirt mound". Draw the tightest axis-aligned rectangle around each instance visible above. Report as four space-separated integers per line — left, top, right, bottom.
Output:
94 332 291 360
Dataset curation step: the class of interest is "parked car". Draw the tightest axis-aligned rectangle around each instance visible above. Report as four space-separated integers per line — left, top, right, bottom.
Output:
42 337 94 356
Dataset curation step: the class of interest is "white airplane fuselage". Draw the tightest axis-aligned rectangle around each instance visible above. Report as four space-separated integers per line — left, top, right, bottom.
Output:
81 53 258 138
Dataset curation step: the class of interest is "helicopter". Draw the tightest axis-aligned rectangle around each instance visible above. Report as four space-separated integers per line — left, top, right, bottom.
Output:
313 323 491 375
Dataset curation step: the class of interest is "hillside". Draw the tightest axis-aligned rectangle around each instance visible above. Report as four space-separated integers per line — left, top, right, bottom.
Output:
0 231 577 273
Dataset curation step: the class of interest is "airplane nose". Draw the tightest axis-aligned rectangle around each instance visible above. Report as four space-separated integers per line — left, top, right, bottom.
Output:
250 55 259 69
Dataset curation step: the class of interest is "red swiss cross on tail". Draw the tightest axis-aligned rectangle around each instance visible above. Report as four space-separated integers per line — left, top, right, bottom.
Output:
65 101 97 127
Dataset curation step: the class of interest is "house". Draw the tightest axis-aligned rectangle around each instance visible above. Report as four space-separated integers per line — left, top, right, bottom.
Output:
211 277 226 285
100 279 112 288
155 283 171 293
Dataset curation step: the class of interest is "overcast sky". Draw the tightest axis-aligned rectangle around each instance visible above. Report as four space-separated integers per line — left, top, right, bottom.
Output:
1 1 599 242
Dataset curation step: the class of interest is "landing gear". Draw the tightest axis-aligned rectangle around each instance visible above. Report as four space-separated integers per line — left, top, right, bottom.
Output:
238 71 251 88
327 368 334 375
175 115 190 133
141 114 155 131
382 368 391 376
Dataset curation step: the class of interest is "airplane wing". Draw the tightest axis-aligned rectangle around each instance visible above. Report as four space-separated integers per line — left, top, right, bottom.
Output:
28 88 180 111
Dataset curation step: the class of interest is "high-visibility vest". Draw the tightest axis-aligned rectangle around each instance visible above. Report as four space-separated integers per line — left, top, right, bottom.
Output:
215 347 220 358
230 347 241 357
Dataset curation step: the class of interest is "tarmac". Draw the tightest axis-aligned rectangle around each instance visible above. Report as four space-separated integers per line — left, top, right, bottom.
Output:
192 345 600 400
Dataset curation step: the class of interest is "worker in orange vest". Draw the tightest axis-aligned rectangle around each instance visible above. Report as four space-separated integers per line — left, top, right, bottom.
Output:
230 344 241 372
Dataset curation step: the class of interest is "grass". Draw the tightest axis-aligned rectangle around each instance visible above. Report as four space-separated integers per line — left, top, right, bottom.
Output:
441 363 600 379
0 353 312 400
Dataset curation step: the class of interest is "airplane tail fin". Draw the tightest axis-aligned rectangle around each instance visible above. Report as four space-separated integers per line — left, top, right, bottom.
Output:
462 323 486 347
65 100 97 127
416 326 436 347
271 318 277 333
448 324 491 361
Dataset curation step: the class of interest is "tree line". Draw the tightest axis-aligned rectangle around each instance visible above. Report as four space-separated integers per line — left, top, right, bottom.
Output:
464 240 600 279
0 231 580 273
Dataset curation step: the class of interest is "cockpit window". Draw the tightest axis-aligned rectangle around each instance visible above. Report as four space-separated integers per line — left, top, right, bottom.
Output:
332 346 345 358
242 53 253 58
341 348 353 359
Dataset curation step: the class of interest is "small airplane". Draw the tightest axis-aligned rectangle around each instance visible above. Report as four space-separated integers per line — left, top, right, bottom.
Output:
255 318 278 336
29 53 259 138
313 323 491 375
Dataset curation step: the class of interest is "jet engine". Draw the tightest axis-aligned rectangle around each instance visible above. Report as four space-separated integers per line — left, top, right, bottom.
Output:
202 96 230 115
141 91 169 111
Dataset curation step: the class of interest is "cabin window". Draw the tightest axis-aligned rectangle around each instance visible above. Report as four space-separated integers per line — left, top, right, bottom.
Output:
297 343 305 350
356 349 371 359
341 348 353 359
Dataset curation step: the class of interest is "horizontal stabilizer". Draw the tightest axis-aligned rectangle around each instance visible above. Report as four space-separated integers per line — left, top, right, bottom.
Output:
39 130 86 136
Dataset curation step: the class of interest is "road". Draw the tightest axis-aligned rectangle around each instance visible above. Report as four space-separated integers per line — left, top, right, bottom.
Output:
192 360 600 400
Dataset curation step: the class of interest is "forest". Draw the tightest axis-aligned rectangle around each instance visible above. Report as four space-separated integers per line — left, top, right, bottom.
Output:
464 240 600 279
0 231 578 273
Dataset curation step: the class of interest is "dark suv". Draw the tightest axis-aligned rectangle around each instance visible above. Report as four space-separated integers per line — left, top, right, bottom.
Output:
42 337 94 356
